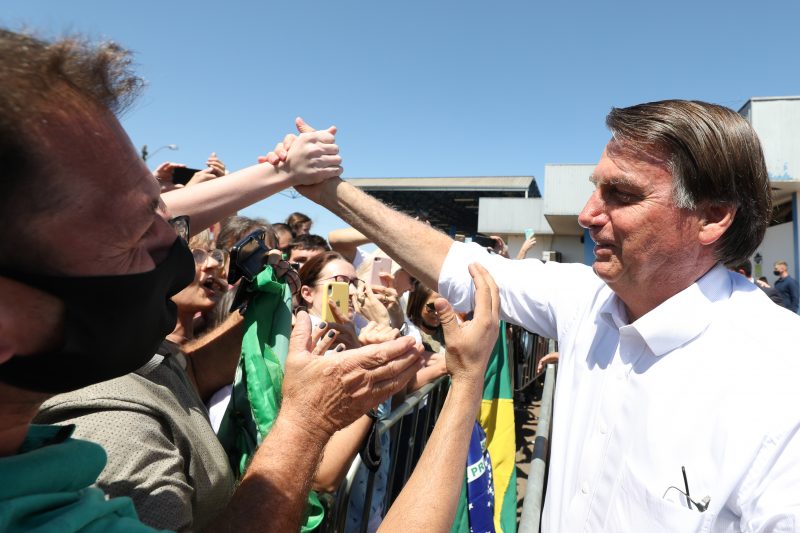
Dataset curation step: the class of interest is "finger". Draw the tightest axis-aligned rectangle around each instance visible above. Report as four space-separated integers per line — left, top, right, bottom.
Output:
313 328 339 355
311 321 329 346
434 297 460 346
351 292 362 315
289 310 313 353
342 336 417 371
467 263 500 325
329 297 348 323
379 273 395 289
282 134 297 155
296 117 317 134
313 131 336 144
327 125 337 135
318 143 340 156
367 347 422 392
273 142 287 160
312 154 342 168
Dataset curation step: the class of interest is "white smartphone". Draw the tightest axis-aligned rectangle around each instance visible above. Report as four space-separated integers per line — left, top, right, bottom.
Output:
369 256 393 286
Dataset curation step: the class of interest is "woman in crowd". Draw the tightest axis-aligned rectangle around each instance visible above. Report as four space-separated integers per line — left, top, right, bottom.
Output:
297 251 400 532
407 283 446 354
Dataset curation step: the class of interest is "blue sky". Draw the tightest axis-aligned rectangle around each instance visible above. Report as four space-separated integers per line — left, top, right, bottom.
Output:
4 0 799 237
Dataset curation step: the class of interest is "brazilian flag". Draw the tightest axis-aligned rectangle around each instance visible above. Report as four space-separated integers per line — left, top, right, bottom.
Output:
451 322 517 533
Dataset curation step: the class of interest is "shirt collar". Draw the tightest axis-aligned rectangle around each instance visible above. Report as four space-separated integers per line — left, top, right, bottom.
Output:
597 263 731 357
632 263 731 357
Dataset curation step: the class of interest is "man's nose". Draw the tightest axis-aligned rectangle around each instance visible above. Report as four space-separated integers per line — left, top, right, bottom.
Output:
578 190 607 229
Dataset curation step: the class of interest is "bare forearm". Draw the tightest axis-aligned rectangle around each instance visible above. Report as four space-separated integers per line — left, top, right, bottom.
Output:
328 227 370 263
163 164 292 233
313 415 372 493
206 414 328 533
183 313 244 402
313 179 453 289
380 378 483 533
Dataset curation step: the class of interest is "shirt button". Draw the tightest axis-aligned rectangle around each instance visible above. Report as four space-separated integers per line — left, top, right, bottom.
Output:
599 423 608 435
581 482 590 494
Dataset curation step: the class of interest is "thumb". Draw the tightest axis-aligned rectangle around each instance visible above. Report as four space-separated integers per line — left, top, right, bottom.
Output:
327 125 337 135
434 297 460 341
289 310 313 354
296 117 317 134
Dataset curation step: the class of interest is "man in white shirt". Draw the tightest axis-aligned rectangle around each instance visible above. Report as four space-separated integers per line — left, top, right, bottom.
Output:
266 100 800 532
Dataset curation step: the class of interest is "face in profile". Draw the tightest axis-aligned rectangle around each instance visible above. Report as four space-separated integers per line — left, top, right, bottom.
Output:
171 246 227 312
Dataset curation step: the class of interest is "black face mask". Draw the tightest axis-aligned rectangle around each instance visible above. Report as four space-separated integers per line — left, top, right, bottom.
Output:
0 238 195 393
774 270 781 277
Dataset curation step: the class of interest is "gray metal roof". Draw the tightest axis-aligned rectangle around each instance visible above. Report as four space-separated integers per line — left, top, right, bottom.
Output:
345 176 538 193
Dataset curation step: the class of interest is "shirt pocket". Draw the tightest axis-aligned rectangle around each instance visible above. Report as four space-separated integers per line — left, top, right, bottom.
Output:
604 462 714 532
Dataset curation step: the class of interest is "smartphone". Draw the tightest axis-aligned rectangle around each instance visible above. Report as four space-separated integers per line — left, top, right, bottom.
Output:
172 167 202 186
228 230 269 285
524 228 535 241
472 234 495 248
369 256 393 286
321 281 349 323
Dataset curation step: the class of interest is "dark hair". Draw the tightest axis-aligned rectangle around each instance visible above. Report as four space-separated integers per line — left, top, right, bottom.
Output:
217 215 276 251
289 234 330 253
732 259 753 277
297 251 346 287
0 29 143 266
606 100 771 265
406 282 436 330
286 212 312 235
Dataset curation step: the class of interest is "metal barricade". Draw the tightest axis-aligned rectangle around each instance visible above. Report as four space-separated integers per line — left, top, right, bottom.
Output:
509 325 552 395
321 375 449 533
518 362 556 533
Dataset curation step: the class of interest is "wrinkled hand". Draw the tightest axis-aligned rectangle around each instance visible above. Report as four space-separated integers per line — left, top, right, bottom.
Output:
437 263 500 385
352 283 391 327
358 321 400 346
281 311 422 440
258 117 342 187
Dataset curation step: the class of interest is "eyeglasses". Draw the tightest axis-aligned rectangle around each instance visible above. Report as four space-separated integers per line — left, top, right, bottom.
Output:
315 275 363 288
192 248 228 266
169 215 190 244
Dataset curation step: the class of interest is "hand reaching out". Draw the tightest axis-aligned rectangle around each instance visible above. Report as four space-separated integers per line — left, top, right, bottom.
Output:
436 263 500 385
258 117 342 187
280 311 421 440
517 235 537 259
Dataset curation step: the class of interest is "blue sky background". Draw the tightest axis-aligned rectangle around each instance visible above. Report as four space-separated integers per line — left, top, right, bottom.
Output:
4 0 799 237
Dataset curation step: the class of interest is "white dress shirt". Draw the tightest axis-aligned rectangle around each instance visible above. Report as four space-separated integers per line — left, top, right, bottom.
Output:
439 242 800 532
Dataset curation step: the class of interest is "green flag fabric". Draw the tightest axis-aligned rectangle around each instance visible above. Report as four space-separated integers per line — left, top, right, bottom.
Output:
451 322 517 533
216 265 323 531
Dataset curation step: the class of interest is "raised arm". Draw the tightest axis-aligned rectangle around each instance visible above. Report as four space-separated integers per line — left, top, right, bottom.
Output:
328 227 371 263
380 263 500 532
205 312 421 532
163 128 341 234
265 118 453 290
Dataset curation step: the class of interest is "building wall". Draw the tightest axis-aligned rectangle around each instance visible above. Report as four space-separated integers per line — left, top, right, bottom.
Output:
749 98 800 181
752 221 796 281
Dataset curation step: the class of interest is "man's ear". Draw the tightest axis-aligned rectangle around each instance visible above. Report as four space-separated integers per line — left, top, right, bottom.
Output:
698 204 736 246
0 277 65 364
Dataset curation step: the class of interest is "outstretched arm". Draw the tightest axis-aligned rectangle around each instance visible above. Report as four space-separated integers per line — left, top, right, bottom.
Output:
380 264 500 533
163 128 341 234
265 118 453 290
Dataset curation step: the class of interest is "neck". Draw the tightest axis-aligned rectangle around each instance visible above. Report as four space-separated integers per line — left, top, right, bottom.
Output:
170 310 196 344
0 383 48 457
618 260 718 323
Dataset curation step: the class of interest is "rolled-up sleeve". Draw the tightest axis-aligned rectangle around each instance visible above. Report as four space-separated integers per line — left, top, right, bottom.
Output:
438 241 599 339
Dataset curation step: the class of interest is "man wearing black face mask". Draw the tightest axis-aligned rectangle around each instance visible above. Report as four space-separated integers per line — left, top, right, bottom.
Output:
0 29 422 532
773 260 799 313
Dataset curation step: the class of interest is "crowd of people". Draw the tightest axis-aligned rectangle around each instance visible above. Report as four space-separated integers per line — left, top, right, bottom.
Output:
1 27 799 533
